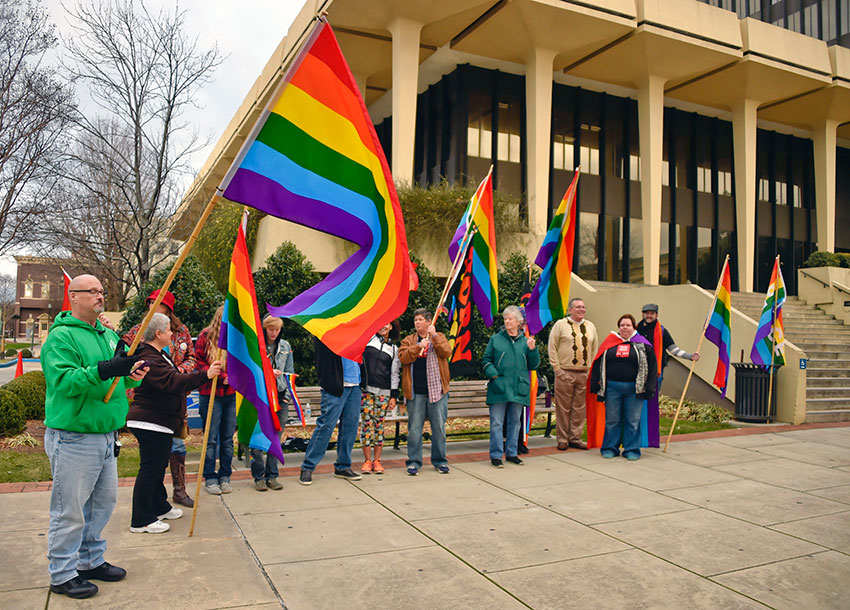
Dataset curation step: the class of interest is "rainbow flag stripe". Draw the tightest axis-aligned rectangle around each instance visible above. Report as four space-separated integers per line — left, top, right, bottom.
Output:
222 22 410 361
705 260 732 397
750 256 786 367
221 213 284 462
526 170 580 335
448 168 498 326
283 373 306 428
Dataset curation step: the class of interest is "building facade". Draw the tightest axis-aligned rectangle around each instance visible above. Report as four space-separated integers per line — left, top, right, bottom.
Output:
175 0 850 296
13 257 81 341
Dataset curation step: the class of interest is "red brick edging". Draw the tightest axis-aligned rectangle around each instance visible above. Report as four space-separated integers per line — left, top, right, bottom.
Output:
2 420 848 494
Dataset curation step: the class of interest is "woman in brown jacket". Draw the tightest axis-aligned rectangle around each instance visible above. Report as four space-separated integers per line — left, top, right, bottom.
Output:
126 313 220 534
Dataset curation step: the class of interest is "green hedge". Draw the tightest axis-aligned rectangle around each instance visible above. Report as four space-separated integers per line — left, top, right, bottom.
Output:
4 348 16 357
0 389 26 436
802 251 850 269
2 371 46 420
20 348 32 358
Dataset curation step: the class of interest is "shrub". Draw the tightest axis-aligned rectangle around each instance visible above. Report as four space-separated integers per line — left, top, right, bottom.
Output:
3 371 46 420
119 255 223 337
837 253 850 268
659 396 731 423
4 348 16 357
0 389 26 436
802 251 843 268
20 348 32 358
254 242 323 386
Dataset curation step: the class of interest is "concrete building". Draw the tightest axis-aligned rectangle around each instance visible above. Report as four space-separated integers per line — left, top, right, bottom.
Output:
175 0 850 297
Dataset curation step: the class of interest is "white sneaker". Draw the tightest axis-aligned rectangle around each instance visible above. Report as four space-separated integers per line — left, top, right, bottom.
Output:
130 520 170 534
158 508 183 520
219 480 232 494
205 482 221 495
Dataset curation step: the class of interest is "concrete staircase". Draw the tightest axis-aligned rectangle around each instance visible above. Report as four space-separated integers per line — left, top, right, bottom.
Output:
731 292 850 423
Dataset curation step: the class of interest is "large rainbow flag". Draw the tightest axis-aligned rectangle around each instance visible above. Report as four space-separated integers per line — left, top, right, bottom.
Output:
704 257 732 397
221 22 410 362
750 255 786 367
448 168 498 326
221 211 284 462
526 169 580 335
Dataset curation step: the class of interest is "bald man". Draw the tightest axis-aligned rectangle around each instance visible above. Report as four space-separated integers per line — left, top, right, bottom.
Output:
42 275 149 599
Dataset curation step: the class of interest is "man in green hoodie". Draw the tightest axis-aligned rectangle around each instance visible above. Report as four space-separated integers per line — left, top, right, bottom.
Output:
42 274 149 599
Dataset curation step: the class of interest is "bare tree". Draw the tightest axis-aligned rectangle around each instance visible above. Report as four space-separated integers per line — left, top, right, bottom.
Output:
0 0 74 255
37 0 222 306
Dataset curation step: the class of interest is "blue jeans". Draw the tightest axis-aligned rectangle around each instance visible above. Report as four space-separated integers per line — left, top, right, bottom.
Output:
302 387 361 472
250 409 286 481
170 437 186 456
489 402 521 459
44 428 118 586
198 393 237 482
406 392 448 469
601 380 643 457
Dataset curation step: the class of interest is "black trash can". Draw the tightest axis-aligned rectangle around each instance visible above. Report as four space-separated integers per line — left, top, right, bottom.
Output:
731 363 778 422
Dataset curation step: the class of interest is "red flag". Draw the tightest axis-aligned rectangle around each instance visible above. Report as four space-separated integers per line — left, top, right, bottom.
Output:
409 261 420 291
14 352 23 378
61 267 72 312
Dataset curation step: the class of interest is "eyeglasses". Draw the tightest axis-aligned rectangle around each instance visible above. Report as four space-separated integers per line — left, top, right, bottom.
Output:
69 289 107 297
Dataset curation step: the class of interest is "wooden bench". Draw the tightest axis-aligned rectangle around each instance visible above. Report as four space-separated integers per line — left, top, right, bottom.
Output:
288 379 555 450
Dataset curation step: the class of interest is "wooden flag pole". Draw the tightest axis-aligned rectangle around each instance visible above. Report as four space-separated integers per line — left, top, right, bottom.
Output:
103 192 222 402
663 254 729 452
765 255 780 422
188 349 222 537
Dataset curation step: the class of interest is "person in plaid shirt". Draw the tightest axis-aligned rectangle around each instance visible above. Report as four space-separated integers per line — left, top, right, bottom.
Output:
123 290 196 507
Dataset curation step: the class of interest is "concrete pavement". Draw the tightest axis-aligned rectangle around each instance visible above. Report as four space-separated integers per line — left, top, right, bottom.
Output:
2 426 850 609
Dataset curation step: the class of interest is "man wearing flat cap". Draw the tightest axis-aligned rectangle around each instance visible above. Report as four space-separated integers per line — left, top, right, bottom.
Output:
636 304 699 395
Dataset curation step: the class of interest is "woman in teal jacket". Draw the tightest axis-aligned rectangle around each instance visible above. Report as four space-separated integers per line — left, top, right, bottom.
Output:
482 305 540 467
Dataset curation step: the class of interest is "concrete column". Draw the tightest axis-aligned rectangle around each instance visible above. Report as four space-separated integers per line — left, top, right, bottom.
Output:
638 74 666 285
732 98 759 292
813 119 838 253
525 47 556 236
388 17 422 186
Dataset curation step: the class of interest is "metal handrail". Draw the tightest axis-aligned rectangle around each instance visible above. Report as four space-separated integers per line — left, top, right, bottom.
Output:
832 282 850 297
799 269 830 288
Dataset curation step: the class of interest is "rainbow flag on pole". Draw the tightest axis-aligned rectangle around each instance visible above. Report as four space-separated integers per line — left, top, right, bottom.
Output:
282 373 306 428
221 211 284 462
448 167 498 326
704 257 732 397
221 21 410 362
750 255 786 367
526 169 580 335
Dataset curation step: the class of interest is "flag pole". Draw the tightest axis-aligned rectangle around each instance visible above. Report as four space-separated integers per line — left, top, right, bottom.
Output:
188 348 221 537
103 192 222 402
663 254 729 452
765 254 780 423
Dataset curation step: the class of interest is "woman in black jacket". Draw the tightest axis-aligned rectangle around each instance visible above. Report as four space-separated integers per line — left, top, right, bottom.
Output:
126 313 221 534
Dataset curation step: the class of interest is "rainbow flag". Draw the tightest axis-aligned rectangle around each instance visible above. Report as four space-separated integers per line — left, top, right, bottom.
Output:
704 258 732 397
750 256 786 367
221 211 284 462
526 169 580 335
282 373 306 428
448 168 498 326
221 22 410 362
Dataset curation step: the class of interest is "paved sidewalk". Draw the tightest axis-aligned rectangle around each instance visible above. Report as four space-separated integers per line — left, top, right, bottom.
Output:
2 426 850 609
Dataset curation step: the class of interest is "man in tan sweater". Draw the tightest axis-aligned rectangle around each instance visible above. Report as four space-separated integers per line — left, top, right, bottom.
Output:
548 298 599 450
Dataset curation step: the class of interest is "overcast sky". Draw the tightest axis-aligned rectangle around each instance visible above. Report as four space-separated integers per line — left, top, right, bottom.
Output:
3 0 307 277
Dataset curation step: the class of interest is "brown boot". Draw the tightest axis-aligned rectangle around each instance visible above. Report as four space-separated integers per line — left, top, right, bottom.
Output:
169 453 194 508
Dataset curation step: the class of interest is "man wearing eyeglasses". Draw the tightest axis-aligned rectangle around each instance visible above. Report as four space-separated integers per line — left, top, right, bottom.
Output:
41 275 150 599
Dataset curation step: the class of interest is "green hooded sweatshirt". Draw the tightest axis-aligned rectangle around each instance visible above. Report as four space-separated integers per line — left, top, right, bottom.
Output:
482 329 540 406
42 311 140 434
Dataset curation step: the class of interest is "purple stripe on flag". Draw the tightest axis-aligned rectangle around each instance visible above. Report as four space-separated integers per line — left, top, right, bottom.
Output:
227 356 284 462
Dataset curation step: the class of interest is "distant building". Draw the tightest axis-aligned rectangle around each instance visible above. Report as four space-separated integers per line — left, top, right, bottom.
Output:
13 256 84 341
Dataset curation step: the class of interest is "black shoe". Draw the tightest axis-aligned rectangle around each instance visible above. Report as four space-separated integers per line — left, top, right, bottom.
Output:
506 456 524 465
299 469 313 486
491 458 503 468
518 444 529 454
50 576 98 599
334 468 362 481
77 562 126 582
